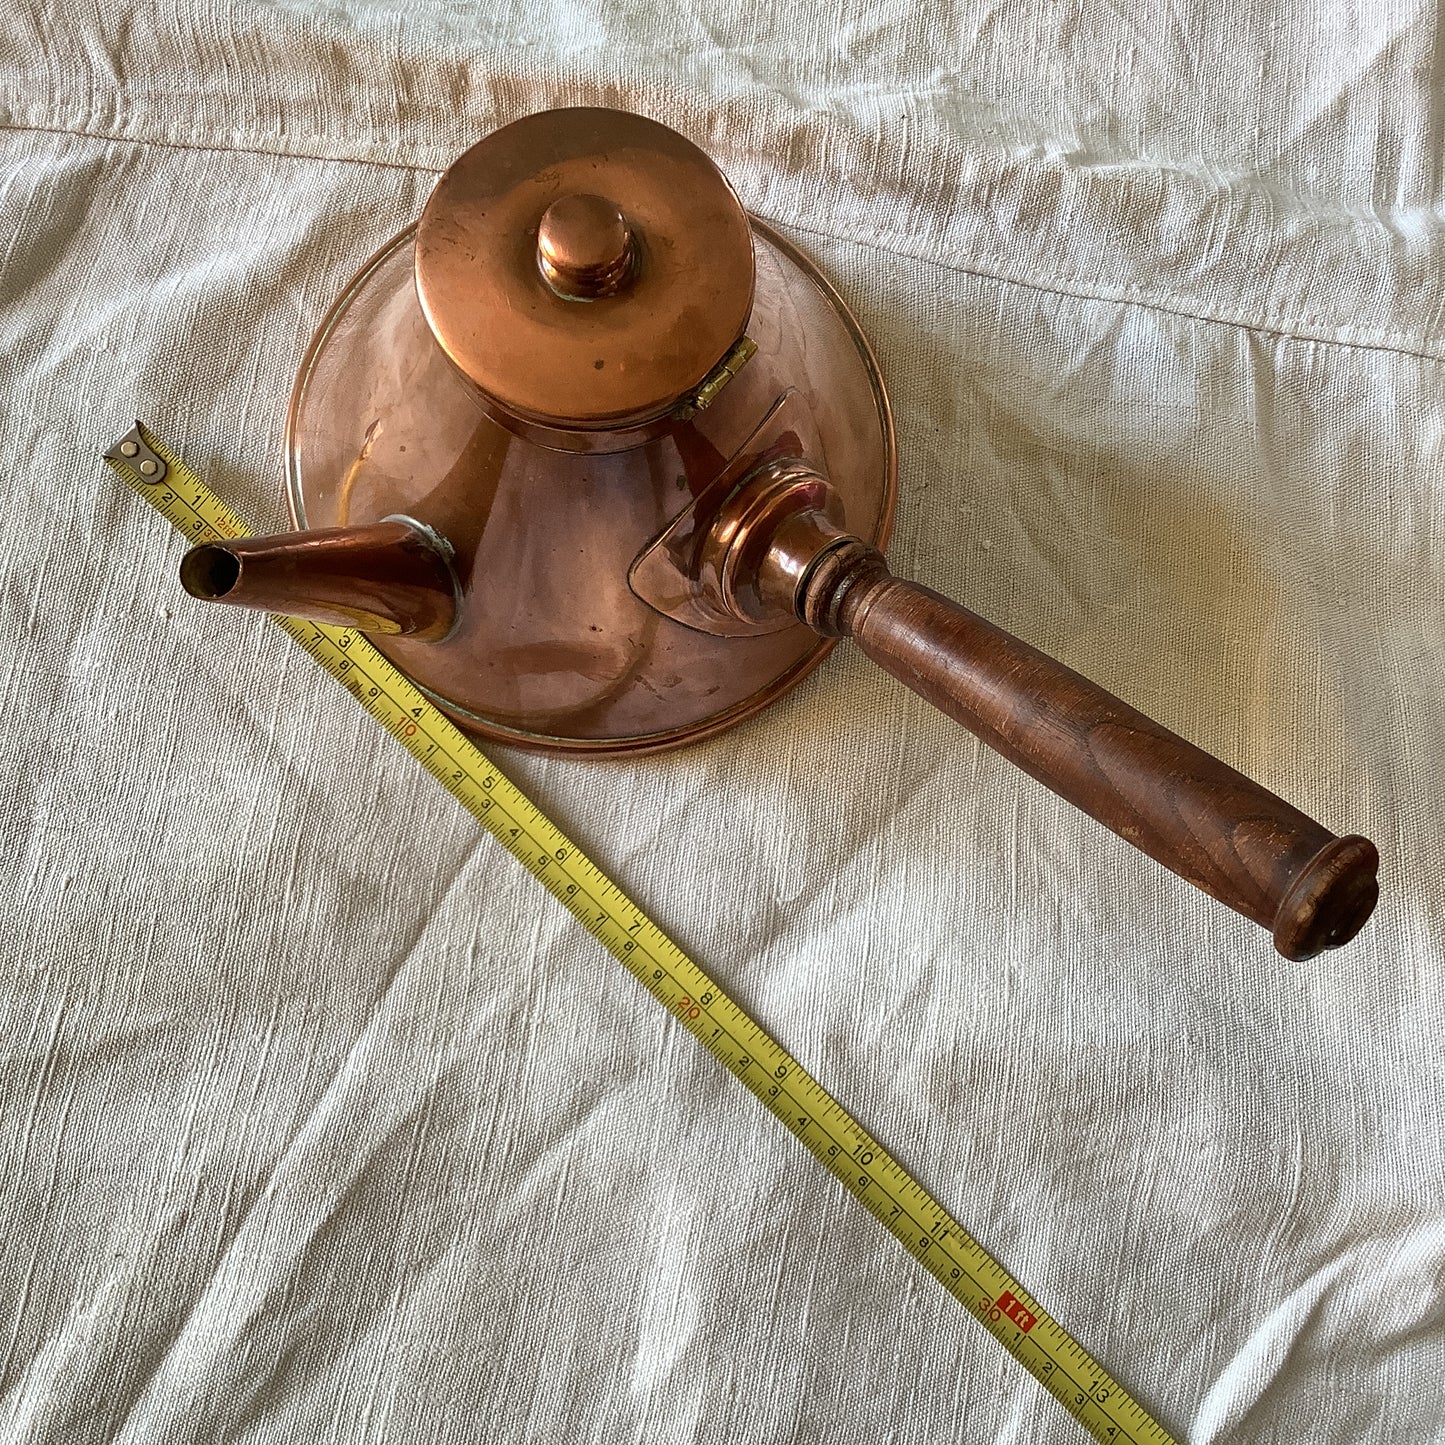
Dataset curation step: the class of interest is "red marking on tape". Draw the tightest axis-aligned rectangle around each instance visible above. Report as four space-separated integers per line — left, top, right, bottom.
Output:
996 1291 1037 1332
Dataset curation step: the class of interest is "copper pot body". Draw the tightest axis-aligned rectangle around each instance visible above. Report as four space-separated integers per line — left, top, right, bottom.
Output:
284 219 896 752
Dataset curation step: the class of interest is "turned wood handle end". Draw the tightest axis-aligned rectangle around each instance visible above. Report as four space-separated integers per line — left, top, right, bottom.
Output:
794 538 1379 958
1272 835 1379 960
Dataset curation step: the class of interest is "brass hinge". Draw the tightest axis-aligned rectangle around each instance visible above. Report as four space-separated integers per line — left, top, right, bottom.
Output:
674 336 758 419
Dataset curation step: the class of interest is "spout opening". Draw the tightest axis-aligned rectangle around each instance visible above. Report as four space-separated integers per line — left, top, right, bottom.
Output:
181 545 241 600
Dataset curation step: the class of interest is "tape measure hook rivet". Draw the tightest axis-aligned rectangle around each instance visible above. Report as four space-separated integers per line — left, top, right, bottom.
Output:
104 424 167 483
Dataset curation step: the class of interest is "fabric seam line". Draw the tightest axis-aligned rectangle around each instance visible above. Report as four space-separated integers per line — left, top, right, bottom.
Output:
7 118 1445 366
777 217 1445 365
0 119 434 174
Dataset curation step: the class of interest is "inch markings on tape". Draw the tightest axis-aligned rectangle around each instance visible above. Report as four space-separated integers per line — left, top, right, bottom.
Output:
105 423 1179 1445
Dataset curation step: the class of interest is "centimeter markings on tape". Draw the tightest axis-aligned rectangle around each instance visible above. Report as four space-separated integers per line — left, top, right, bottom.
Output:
104 423 1178 1445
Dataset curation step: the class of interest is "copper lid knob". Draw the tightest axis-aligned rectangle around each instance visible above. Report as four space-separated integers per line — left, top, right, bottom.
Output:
537 193 636 300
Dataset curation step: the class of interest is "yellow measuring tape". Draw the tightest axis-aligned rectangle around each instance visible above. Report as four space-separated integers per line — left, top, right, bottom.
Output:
105 423 1179 1445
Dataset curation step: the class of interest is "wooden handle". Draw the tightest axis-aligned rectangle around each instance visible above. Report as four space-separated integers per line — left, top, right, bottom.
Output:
801 541 1378 959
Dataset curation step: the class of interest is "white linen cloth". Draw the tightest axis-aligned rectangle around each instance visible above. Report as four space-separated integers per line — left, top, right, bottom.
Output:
1 3 1440 1441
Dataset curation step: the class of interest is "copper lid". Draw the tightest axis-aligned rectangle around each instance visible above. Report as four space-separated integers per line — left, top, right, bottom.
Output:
414 108 756 434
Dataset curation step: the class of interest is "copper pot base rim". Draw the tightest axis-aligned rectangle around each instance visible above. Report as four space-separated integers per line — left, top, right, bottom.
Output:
286 216 895 757
410 635 841 756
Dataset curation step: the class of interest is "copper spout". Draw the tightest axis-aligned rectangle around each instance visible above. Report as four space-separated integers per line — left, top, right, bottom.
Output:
179 518 459 640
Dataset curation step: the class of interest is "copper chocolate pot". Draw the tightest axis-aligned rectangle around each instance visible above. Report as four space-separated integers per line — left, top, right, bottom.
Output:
179 107 1378 958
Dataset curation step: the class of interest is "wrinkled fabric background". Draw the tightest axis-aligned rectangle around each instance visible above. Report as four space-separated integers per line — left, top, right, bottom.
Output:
1 2 1441 1441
